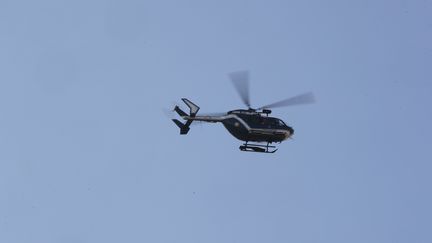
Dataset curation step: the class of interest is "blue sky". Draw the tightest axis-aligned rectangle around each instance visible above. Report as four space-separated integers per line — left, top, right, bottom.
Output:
1 0 431 242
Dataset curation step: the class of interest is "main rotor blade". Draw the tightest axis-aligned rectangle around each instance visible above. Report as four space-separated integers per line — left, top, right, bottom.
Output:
229 71 251 108
258 92 316 109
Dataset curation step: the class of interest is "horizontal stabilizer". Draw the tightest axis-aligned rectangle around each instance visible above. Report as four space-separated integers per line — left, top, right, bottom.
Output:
172 119 190 135
174 106 188 117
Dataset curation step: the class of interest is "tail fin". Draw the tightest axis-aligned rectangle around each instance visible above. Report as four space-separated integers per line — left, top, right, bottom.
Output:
171 98 200 135
181 98 200 117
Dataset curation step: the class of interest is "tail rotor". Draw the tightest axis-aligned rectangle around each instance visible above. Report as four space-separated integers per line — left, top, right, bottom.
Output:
171 98 200 135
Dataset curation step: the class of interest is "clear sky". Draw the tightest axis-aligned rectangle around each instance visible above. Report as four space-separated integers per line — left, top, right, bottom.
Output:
1 0 431 242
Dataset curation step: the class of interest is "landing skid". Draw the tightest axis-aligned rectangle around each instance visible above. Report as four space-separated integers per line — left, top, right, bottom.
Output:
239 142 278 153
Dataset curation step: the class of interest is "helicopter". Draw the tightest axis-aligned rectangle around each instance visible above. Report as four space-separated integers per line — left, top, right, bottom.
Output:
171 71 315 153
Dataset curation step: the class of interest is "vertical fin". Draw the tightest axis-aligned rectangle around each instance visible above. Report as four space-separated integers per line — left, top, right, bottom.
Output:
181 98 200 116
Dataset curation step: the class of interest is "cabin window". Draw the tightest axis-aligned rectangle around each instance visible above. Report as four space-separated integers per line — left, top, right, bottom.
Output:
277 119 286 126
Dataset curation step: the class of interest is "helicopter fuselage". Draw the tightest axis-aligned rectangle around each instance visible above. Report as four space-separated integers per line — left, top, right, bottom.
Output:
186 109 294 143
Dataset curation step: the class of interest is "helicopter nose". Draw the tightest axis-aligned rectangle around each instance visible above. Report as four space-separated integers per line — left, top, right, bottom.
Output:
285 127 294 139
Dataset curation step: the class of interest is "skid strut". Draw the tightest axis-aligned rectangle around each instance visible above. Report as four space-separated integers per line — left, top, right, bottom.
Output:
239 141 278 153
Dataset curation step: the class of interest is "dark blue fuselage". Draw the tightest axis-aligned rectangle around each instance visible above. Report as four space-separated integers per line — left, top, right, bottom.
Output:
221 111 294 142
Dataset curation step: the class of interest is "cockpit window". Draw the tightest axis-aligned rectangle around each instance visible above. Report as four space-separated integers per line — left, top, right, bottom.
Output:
277 119 286 126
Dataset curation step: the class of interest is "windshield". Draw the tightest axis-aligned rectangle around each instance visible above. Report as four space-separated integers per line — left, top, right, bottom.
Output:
277 119 286 127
